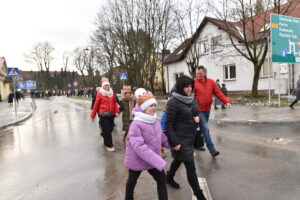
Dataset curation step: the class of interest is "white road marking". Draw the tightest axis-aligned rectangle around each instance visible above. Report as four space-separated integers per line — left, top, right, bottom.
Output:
191 177 212 200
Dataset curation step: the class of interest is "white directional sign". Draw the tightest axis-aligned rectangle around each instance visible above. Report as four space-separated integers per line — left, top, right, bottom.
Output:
120 73 128 80
7 67 19 77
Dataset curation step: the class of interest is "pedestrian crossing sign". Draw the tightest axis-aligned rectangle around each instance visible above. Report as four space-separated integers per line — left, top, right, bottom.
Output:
120 73 128 80
7 67 19 77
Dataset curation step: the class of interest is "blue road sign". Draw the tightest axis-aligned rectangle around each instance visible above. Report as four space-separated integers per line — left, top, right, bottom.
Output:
17 81 26 89
120 73 128 80
7 67 19 77
26 81 36 89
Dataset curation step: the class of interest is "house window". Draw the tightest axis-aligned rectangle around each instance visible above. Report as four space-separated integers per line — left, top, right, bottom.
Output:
199 39 209 55
174 72 184 81
224 65 236 80
211 36 223 52
260 58 273 77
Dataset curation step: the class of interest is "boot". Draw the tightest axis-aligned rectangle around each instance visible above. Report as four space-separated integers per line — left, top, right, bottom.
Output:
195 191 207 200
214 105 218 110
289 100 297 110
166 171 180 189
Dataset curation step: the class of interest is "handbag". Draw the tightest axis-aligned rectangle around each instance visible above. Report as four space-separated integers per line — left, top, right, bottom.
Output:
102 111 111 117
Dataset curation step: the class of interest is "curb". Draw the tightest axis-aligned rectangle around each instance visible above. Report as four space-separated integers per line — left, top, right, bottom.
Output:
0 112 33 129
211 118 300 124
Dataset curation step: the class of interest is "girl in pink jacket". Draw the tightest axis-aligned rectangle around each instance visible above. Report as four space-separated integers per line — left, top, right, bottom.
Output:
124 90 169 200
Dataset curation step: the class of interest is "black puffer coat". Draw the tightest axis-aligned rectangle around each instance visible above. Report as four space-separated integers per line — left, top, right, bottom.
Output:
165 95 199 161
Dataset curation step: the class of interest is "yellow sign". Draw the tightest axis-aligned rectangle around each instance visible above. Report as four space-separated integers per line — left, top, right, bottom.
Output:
272 23 278 28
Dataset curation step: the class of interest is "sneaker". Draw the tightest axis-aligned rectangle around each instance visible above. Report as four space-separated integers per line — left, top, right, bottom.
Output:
106 147 115 152
211 150 220 158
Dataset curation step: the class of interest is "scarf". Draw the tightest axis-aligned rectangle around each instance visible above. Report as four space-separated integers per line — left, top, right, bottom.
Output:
100 87 114 98
172 92 194 104
122 96 135 120
134 112 157 124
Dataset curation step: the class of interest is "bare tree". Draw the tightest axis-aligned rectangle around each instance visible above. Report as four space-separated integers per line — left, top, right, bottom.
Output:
92 0 177 92
72 47 88 87
24 41 54 89
173 0 209 77
209 0 298 97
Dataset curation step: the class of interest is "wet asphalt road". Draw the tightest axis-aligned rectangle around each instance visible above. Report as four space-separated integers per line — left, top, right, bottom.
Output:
1 97 300 200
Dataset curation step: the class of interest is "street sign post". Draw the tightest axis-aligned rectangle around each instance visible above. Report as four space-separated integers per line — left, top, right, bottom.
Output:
271 14 300 105
7 67 19 77
120 73 128 80
120 73 128 87
271 14 300 63
7 67 19 116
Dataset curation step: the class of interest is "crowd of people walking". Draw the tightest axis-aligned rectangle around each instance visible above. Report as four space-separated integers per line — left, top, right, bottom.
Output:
89 66 232 200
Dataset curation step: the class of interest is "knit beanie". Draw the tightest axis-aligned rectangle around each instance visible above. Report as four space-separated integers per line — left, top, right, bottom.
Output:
123 86 132 93
137 91 157 111
134 88 147 99
101 77 110 87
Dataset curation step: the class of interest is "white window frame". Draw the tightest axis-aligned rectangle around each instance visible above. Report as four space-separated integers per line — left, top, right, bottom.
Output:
211 35 223 52
224 64 236 80
260 58 273 78
199 39 209 55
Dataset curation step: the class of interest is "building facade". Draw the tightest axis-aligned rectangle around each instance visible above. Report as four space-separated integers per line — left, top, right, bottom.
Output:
164 4 300 95
0 57 11 101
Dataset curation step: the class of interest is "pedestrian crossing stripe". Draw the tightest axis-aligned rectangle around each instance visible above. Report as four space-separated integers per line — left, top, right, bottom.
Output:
7 68 19 77
192 178 212 200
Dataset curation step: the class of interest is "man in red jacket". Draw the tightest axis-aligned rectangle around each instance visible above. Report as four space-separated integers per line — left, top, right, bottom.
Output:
194 66 232 157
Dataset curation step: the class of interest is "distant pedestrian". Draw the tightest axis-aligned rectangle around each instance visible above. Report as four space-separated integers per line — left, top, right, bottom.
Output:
124 90 169 200
119 86 135 141
165 75 206 200
221 83 228 109
194 66 232 158
91 87 101 109
289 75 300 109
8 92 14 106
214 79 222 110
91 78 119 152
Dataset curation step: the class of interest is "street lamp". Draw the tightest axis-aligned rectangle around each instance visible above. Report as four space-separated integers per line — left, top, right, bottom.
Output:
85 47 95 88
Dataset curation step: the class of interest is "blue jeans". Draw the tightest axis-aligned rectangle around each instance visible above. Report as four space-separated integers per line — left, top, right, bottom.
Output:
199 111 216 153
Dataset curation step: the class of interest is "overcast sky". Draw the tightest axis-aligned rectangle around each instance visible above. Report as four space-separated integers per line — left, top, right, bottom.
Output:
0 0 104 71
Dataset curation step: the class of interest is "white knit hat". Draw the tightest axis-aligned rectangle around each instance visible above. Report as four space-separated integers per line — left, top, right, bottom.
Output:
101 78 110 87
136 90 157 111
134 88 147 99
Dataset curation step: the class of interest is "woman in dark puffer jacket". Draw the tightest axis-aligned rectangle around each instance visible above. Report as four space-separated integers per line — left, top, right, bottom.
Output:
165 75 206 200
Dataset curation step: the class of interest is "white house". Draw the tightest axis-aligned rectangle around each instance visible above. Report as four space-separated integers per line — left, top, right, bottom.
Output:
164 4 300 95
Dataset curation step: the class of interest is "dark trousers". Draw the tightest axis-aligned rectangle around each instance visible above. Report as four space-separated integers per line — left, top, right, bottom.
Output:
125 169 168 200
290 100 298 107
99 116 115 148
168 159 203 196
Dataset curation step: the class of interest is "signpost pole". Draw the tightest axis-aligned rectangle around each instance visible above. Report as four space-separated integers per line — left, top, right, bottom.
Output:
13 78 17 117
278 65 281 106
268 36 271 103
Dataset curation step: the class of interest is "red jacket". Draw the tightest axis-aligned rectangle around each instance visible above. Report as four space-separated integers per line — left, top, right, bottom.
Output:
194 77 231 111
90 92 119 118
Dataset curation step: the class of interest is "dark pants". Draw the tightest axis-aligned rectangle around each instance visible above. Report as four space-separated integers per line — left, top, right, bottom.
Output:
125 169 168 200
168 159 203 196
290 100 298 107
99 116 115 148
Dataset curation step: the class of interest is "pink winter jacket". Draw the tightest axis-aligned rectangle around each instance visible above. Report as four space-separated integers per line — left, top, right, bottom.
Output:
125 109 170 171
